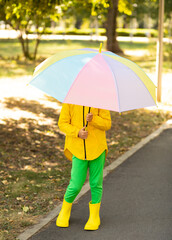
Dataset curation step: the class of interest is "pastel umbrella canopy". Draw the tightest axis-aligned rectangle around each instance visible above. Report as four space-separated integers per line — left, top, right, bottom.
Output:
28 46 156 112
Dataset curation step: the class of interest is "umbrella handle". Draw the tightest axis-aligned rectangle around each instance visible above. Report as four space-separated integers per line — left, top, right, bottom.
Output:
85 107 91 130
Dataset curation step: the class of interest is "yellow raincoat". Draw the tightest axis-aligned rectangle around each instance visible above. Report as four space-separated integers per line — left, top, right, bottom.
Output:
58 103 111 161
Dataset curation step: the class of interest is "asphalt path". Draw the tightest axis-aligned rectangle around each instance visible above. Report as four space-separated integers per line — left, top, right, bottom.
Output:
29 128 172 240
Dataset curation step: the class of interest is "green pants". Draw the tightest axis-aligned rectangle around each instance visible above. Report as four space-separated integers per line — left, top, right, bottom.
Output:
64 151 105 204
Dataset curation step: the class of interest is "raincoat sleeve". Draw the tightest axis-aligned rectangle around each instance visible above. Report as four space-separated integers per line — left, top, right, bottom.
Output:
90 109 111 131
58 104 80 138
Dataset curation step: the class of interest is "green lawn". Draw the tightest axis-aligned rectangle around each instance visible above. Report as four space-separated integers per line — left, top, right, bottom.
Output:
0 39 171 77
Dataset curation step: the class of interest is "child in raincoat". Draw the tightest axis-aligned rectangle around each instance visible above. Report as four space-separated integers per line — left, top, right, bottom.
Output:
56 103 111 230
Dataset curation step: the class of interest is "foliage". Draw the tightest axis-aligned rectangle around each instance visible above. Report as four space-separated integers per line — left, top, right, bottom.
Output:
124 0 172 28
118 0 133 15
164 0 172 19
0 0 171 58
0 0 60 60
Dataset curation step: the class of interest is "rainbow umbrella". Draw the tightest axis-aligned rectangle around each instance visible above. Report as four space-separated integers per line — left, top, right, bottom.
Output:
28 44 156 112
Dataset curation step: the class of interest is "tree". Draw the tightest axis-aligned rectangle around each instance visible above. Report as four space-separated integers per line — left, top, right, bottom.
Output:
128 0 172 30
58 0 134 53
0 0 60 60
106 0 135 53
86 0 133 53
106 0 120 52
60 0 92 29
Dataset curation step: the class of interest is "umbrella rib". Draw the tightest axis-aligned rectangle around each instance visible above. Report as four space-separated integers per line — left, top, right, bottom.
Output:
104 53 156 103
125 67 157 107
112 58 157 107
101 54 121 112
32 50 96 80
63 53 98 104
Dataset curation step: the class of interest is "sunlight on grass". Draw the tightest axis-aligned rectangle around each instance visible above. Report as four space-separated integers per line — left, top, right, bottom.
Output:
0 39 171 78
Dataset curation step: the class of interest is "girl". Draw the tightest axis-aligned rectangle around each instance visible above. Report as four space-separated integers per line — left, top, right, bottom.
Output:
56 103 111 230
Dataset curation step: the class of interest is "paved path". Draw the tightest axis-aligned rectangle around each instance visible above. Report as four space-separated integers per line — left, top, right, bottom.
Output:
29 128 172 240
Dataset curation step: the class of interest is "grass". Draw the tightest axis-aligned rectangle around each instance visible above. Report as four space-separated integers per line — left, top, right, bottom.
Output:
29 27 159 37
0 39 104 77
0 38 172 239
0 106 171 240
0 97 171 240
0 39 171 77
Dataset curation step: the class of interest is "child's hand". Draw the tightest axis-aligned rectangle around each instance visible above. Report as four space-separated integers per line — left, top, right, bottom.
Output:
86 113 93 122
78 126 88 139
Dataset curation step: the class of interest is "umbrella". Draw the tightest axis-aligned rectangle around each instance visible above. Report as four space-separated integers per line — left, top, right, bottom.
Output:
28 43 156 113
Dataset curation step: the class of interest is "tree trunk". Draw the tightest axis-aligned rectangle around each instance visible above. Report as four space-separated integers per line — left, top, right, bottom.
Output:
75 17 82 29
33 37 40 60
7 20 38 60
18 32 33 59
25 30 29 58
18 34 27 58
106 0 123 53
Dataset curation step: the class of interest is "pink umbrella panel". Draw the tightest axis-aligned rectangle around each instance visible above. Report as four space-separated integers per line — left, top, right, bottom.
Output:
29 48 157 113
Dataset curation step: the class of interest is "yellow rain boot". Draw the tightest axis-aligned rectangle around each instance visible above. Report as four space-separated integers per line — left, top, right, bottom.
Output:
56 199 72 227
84 201 101 230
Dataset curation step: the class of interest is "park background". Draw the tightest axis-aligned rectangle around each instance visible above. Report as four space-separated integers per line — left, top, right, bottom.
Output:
0 0 172 239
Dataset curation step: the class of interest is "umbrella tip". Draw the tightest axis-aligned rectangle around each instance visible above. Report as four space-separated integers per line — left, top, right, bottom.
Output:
99 42 103 53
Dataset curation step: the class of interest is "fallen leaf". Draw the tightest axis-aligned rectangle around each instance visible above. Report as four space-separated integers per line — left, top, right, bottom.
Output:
16 197 23 201
23 206 29 213
2 180 8 185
